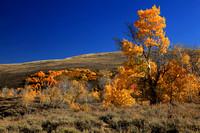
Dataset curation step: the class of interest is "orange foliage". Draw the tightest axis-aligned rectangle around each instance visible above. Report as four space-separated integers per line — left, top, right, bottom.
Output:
117 5 199 104
134 5 170 53
102 65 141 106
121 39 143 58
104 78 135 107
21 86 36 106
0 88 17 98
157 59 200 103
26 69 98 91
0 93 5 98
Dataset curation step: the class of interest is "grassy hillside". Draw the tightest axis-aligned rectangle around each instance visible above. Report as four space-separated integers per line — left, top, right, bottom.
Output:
0 49 199 133
0 51 127 89
1 49 199 89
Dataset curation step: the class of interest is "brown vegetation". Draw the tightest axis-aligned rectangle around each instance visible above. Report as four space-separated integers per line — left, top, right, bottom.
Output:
0 97 200 132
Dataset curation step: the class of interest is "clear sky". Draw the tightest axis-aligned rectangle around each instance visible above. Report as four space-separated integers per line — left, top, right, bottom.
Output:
0 0 199 64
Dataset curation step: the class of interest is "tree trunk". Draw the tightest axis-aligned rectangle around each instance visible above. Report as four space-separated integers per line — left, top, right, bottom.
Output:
148 73 158 105
149 84 157 104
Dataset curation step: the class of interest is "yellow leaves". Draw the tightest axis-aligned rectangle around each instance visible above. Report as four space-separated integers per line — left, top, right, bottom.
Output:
181 54 191 68
0 88 16 98
17 87 21 92
21 86 36 107
21 69 101 109
69 103 89 112
121 39 143 58
39 90 51 105
91 90 100 101
103 78 135 107
134 5 170 54
115 5 199 104
8 90 14 97
144 37 158 47
26 69 98 91
69 102 81 112
149 60 157 79
182 74 200 102
37 71 45 78
0 93 5 98
155 59 200 103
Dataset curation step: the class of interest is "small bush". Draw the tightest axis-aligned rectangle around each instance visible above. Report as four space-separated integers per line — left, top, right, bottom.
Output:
30 124 43 133
21 86 36 107
99 113 117 124
103 78 135 107
74 114 103 132
56 126 80 133
0 126 7 133
109 118 133 131
0 87 18 98
18 123 31 133
42 120 59 132
6 124 18 132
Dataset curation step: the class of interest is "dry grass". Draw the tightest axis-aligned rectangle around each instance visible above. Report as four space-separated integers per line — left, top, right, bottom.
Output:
0 51 126 89
0 96 200 132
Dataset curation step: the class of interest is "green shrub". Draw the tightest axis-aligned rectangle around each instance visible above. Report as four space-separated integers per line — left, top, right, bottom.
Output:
74 114 103 132
109 118 132 131
18 123 31 133
99 113 115 124
42 120 59 132
30 125 43 133
56 126 80 133
0 126 7 133
6 124 18 132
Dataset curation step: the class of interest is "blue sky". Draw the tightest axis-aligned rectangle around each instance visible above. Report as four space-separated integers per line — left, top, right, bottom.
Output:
0 0 199 64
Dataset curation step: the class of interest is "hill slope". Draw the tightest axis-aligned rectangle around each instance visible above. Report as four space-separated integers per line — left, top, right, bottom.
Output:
0 49 199 89
0 51 127 89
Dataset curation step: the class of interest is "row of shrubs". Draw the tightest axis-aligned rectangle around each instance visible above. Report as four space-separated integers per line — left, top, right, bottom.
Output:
0 69 116 112
0 67 199 109
0 78 102 111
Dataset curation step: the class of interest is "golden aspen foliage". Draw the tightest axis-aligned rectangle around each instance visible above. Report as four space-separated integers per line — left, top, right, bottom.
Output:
0 88 17 98
118 59 149 104
0 93 4 98
119 5 171 104
90 90 101 102
134 5 170 54
121 39 143 58
21 86 36 107
39 89 51 105
181 54 190 66
62 80 89 111
156 59 186 102
64 80 87 104
26 69 98 91
155 59 200 103
103 76 135 107
18 69 100 108
117 5 199 104
69 102 81 112
182 73 200 103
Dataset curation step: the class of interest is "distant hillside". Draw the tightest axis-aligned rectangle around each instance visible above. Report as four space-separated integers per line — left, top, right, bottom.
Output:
0 51 127 89
0 49 199 89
